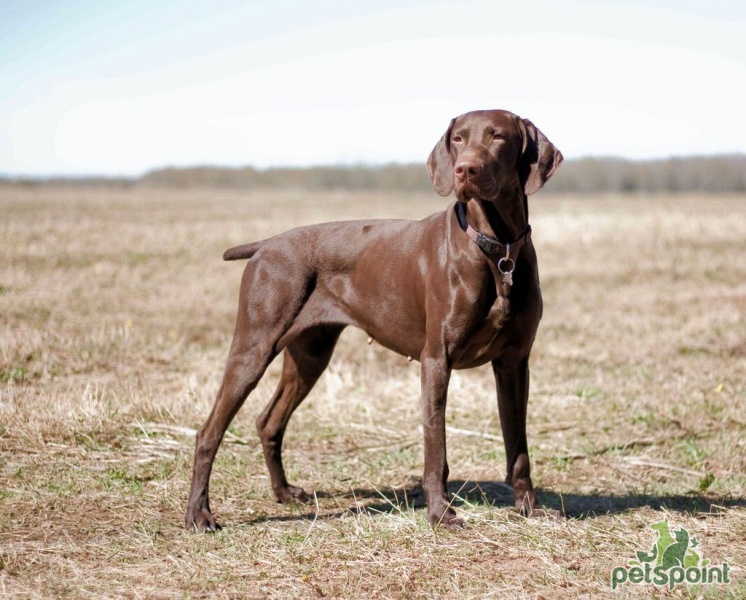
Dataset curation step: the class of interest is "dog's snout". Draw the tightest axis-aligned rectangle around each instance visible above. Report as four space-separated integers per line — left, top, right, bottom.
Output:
454 158 482 182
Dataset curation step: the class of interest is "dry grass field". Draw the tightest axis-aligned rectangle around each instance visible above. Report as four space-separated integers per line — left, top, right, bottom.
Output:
1 186 744 598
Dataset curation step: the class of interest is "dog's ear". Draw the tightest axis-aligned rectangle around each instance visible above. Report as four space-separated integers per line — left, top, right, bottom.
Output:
519 118 563 195
427 118 456 196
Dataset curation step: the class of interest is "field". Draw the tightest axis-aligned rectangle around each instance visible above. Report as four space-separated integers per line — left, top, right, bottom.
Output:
1 186 744 598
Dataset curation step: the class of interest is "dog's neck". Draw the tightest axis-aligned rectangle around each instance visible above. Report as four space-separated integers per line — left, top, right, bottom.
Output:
460 190 528 245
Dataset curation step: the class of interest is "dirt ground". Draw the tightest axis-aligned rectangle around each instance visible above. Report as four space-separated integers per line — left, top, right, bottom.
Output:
1 186 744 598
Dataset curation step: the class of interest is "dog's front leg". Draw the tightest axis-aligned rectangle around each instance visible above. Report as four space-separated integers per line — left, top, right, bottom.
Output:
420 352 463 528
492 357 538 516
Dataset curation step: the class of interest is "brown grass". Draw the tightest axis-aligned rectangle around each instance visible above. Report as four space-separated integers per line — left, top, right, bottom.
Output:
1 186 744 598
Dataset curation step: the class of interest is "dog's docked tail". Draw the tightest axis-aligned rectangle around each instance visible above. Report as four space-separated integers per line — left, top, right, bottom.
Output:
223 241 263 261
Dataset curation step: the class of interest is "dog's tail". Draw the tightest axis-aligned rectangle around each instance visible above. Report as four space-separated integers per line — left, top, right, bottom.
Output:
223 241 263 261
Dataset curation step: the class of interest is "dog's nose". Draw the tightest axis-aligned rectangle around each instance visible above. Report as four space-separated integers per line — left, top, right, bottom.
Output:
454 158 482 182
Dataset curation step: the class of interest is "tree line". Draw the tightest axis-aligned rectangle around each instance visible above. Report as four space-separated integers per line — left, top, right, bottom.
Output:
3 155 745 193
546 155 746 193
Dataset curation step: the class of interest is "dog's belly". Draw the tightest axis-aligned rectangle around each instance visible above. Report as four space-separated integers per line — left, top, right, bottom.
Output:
277 272 427 359
360 320 426 359
337 289 428 359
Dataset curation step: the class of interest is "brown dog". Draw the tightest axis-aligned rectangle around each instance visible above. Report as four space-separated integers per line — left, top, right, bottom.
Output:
185 109 562 531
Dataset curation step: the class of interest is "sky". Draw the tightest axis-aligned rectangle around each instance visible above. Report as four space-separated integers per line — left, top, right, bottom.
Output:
1 0 744 177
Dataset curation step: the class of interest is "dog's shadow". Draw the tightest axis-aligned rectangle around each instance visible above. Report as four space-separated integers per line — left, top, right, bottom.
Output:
236 479 746 527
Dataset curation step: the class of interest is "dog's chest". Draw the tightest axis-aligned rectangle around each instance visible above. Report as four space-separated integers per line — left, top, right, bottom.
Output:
457 295 511 365
485 295 510 331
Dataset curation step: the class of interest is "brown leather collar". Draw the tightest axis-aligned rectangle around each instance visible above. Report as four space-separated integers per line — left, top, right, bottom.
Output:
454 202 532 261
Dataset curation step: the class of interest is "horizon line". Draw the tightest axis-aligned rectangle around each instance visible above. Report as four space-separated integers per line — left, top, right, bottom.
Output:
2 152 746 182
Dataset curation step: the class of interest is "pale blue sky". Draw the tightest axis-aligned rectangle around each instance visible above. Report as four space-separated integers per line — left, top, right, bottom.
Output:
1 0 744 176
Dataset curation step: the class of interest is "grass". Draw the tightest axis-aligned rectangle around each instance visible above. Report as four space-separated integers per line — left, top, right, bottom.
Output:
1 186 744 598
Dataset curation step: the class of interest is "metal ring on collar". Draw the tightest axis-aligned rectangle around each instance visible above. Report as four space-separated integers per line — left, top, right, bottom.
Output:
497 257 515 274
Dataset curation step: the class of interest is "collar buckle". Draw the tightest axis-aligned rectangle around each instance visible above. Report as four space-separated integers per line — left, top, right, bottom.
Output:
475 233 502 255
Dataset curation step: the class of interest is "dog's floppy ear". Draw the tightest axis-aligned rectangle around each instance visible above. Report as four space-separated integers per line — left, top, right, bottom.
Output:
519 118 563 195
427 118 456 196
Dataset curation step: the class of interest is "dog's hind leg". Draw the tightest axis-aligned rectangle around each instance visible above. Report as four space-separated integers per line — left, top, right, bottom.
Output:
256 325 344 504
185 336 277 532
185 260 313 532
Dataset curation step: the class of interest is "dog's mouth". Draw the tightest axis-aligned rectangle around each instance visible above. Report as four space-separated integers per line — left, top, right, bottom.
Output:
455 180 498 202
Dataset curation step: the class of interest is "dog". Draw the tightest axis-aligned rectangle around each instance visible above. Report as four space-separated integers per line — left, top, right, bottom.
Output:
185 109 563 530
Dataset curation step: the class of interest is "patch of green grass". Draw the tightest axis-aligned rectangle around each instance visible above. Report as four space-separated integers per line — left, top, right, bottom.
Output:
0 367 27 383
100 467 145 494
698 472 716 493
678 438 706 467
576 386 603 399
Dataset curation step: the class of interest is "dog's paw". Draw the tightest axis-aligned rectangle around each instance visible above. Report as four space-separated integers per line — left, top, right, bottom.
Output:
185 508 222 533
523 507 563 520
428 506 465 530
437 514 465 530
510 501 563 520
275 485 311 505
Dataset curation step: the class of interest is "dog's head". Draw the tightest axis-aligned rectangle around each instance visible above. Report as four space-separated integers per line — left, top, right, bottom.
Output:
427 110 563 202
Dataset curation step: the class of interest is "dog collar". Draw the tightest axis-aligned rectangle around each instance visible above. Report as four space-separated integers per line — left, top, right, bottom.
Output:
454 202 532 286
454 202 531 258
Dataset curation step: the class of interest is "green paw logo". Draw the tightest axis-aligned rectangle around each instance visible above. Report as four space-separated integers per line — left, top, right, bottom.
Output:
611 520 730 590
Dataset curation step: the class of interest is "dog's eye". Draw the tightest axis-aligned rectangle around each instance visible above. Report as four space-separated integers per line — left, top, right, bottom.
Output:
451 135 463 144
492 132 506 141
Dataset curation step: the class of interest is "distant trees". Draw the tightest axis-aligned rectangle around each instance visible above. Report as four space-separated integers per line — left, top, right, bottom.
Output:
138 163 431 192
3 155 745 193
544 155 746 194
